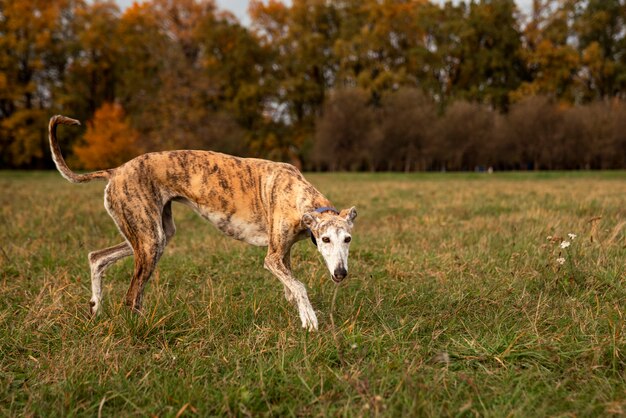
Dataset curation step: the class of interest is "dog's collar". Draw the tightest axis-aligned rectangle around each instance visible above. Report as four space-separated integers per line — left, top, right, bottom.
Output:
308 207 339 247
314 206 339 215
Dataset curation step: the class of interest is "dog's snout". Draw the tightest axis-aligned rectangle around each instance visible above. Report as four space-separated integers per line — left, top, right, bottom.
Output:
333 267 347 281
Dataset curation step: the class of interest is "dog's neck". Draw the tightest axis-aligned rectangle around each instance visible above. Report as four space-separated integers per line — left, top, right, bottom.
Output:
313 206 338 215
298 189 333 217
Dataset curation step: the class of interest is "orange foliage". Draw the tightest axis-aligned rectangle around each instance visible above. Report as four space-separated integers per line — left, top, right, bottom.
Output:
73 103 142 170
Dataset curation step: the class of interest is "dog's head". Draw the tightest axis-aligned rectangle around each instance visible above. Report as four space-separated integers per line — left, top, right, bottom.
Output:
302 206 357 283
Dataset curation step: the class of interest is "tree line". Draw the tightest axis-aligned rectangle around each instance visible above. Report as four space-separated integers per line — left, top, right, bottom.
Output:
1 0 625 171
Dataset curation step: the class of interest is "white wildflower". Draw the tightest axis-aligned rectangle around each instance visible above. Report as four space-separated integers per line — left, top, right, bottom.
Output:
556 257 566 265
351 344 357 349
560 241 571 249
568 233 577 240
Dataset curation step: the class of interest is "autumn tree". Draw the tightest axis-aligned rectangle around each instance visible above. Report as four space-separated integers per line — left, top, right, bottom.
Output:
334 0 424 102
434 100 494 170
0 0 77 168
120 0 252 155
250 0 341 161
499 95 564 169
575 0 626 100
114 2 168 123
454 0 524 110
73 102 141 169
62 0 120 122
377 88 437 171
565 100 625 168
124 0 215 151
2 0 626 171
313 89 377 171
195 5 269 152
411 1 466 106
512 0 581 102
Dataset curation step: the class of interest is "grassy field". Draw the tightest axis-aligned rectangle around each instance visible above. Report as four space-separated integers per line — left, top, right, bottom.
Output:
1 170 626 416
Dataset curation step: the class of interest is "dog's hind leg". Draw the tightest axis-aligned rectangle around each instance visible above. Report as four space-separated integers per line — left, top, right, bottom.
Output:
118 206 169 312
162 200 176 244
121 201 176 311
125 238 165 312
104 182 168 313
88 242 133 315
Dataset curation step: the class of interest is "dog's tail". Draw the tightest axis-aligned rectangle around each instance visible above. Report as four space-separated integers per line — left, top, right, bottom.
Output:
48 115 112 183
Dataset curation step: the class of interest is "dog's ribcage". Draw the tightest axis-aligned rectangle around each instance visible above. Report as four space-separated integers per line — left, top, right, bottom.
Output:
178 197 270 246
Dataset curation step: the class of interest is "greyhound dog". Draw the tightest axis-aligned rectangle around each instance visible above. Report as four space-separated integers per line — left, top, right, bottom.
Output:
48 115 356 330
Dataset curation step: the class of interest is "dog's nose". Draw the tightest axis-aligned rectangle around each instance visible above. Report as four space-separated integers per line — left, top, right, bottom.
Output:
333 267 347 281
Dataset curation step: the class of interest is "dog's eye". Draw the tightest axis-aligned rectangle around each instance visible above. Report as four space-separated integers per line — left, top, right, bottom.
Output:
322 237 331 243
344 236 352 243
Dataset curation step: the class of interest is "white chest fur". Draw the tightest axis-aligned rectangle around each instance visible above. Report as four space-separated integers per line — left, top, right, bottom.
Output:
199 208 269 247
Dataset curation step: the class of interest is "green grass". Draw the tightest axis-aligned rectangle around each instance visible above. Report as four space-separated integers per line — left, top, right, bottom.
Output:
1 170 626 416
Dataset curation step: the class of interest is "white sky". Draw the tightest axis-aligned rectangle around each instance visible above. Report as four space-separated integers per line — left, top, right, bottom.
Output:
114 1 535 25
114 0 252 23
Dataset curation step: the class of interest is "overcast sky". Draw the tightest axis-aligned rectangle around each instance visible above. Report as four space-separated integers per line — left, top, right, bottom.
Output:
214 0 252 24
114 0 251 22
115 1 535 25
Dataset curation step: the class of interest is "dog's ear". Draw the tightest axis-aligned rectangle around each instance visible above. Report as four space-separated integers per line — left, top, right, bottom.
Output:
340 206 357 225
302 212 320 229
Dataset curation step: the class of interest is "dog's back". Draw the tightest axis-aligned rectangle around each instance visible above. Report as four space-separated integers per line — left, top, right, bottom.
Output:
107 150 322 246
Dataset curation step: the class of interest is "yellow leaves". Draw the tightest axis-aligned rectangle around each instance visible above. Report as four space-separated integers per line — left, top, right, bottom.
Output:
249 0 290 43
583 41 603 65
1 109 47 167
583 42 615 79
76 1 120 52
511 39 580 103
73 103 142 170
2 0 63 54
121 1 154 24
248 132 282 160
249 0 288 21
0 73 7 94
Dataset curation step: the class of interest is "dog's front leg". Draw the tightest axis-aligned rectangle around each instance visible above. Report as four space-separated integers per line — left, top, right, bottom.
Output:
282 252 296 303
264 252 318 331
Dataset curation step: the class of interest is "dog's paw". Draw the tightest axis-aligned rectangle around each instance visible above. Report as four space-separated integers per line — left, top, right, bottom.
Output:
299 305 318 331
89 300 99 317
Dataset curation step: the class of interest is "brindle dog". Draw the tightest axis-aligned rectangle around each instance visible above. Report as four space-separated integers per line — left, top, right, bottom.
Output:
49 115 356 330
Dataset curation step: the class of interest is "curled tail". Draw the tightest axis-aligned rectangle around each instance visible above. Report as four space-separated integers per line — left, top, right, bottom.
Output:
48 115 112 183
